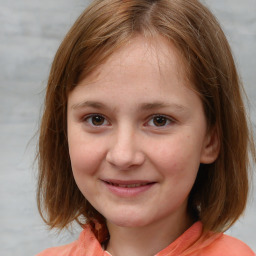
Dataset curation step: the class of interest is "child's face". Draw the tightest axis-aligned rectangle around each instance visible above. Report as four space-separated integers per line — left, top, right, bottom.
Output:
67 36 216 229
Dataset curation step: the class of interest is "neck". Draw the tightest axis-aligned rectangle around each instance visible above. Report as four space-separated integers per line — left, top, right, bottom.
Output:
106 213 193 256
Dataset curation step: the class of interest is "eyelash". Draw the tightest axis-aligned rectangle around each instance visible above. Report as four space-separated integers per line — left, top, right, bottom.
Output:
83 114 110 127
83 114 174 128
146 115 174 127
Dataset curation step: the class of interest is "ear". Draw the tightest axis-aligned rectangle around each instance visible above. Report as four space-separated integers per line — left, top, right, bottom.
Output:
200 127 220 164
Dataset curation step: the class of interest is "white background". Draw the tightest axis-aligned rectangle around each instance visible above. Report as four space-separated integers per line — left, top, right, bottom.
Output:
0 0 255 255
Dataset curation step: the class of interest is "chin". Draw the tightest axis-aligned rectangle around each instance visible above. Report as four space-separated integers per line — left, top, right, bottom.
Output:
106 214 150 228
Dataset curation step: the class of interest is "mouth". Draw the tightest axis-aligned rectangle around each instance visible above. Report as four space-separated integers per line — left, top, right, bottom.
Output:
105 181 153 188
101 179 156 197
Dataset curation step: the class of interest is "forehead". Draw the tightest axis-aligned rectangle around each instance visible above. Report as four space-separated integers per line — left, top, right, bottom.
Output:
68 35 202 115
78 35 190 90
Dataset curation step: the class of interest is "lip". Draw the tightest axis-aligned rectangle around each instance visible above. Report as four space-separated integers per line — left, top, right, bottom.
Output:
101 179 156 197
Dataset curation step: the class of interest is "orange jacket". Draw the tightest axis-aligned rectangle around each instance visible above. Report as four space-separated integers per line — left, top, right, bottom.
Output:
36 222 255 256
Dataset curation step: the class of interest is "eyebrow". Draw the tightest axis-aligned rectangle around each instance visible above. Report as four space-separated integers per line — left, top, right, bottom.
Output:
71 100 188 113
139 102 187 112
71 101 108 110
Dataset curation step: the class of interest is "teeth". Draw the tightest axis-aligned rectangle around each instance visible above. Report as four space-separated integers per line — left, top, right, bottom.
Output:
109 182 148 188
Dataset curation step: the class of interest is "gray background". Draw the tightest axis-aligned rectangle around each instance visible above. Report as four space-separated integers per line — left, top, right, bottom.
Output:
0 0 255 255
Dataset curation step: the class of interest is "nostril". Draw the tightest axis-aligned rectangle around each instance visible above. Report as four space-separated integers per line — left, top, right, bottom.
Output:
106 133 145 168
106 149 145 168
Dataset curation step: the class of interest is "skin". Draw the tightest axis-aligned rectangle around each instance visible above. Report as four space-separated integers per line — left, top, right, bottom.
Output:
67 36 219 256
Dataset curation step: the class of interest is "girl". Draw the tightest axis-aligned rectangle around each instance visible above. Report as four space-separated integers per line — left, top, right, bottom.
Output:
36 0 255 255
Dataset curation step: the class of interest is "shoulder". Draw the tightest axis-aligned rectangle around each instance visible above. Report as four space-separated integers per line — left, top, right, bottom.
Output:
35 240 79 256
201 233 255 256
35 223 106 256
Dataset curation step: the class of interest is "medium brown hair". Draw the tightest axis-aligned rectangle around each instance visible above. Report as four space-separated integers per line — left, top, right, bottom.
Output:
37 0 255 232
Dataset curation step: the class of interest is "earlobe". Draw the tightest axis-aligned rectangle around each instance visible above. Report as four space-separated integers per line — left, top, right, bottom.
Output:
200 127 220 164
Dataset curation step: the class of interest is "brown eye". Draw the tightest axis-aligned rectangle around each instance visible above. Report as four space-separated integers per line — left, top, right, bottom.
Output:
92 115 105 125
147 115 172 127
85 114 108 126
153 116 168 126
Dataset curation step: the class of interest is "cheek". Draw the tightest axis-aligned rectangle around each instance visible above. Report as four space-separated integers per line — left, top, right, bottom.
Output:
69 146 94 176
150 135 202 176
68 132 105 177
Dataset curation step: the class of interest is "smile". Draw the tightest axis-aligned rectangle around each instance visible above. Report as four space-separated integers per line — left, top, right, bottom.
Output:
106 182 151 188
102 179 156 197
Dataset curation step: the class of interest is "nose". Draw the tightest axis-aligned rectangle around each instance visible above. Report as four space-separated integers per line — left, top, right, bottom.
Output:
106 127 145 169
